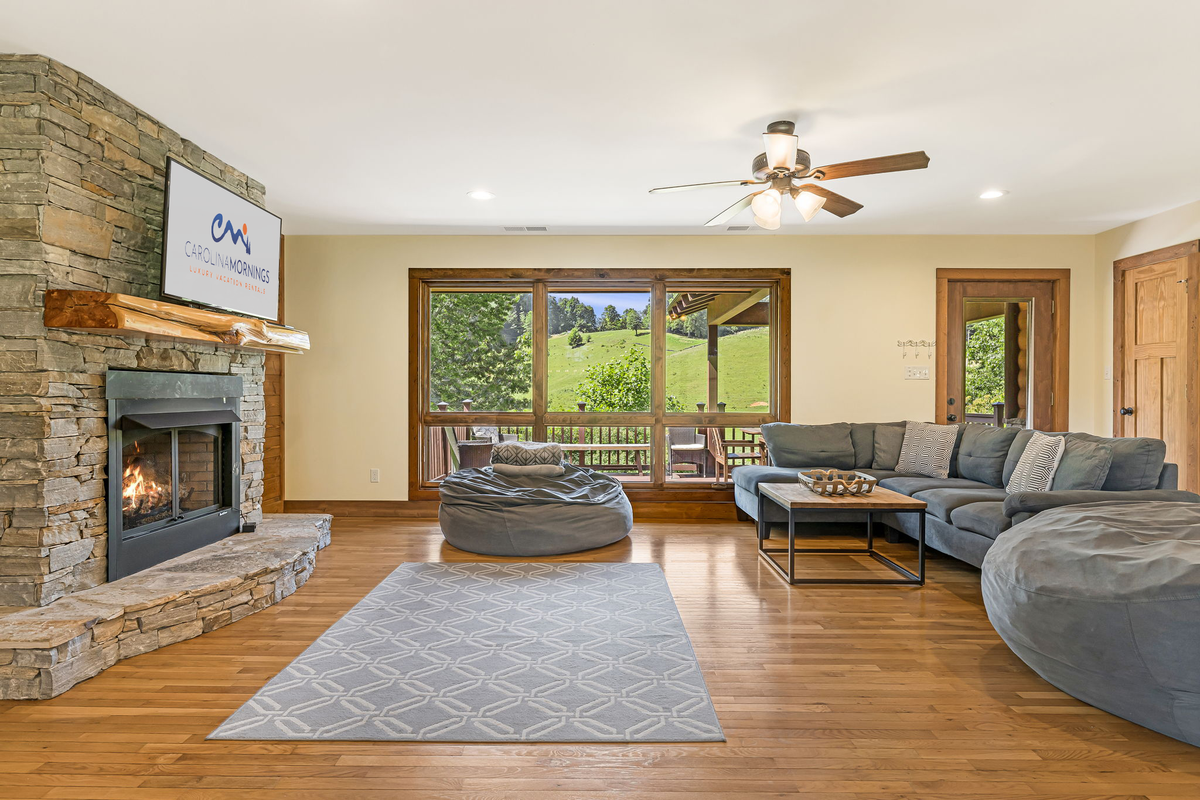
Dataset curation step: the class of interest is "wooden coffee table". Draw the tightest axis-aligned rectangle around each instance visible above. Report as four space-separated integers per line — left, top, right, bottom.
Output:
756 483 927 586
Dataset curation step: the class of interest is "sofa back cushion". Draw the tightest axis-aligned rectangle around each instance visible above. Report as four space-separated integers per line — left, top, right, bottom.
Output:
1051 436 1113 490
1068 432 1165 490
1003 429 1166 491
871 424 907 470
957 424 1020 487
761 422 856 469
850 421 904 468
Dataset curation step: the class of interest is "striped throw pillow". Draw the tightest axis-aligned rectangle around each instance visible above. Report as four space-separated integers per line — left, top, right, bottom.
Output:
1005 431 1065 493
895 421 959 479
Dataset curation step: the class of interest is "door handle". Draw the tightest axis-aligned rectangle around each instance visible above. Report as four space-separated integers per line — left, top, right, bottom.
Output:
947 414 958 422
1119 407 1135 416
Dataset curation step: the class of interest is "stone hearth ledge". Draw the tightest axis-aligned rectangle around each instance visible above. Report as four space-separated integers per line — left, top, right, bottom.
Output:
0 514 332 700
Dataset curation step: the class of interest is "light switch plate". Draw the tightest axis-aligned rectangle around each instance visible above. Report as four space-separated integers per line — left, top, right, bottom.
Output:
905 366 930 380
370 468 380 483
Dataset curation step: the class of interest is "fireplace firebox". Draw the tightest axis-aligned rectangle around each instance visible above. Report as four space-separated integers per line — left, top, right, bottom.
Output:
106 371 243 580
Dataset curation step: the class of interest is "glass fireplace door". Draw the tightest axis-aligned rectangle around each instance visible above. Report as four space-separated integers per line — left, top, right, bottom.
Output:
121 425 224 535
122 430 175 531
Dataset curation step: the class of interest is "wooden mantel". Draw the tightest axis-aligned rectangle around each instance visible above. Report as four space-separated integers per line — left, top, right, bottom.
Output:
43 290 309 354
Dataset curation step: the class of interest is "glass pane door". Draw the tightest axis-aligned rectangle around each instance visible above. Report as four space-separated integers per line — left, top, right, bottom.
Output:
122 431 173 531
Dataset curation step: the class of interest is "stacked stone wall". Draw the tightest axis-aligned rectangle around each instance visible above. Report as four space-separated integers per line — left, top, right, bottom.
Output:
0 56 267 607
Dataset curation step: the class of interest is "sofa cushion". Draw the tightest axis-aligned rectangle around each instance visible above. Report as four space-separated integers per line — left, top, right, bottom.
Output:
1052 436 1113 491
950 501 1012 540
913 487 1010 522
731 464 803 494
761 422 856 470
858 468 915 481
872 424 907 470
957 424 1020 487
849 423 876 469
896 421 959 478
1068 432 1166 491
879 475 997 496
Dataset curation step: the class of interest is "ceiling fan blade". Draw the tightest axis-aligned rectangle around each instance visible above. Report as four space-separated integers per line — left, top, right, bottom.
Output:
796 184 863 217
650 179 766 194
809 151 930 181
704 192 758 227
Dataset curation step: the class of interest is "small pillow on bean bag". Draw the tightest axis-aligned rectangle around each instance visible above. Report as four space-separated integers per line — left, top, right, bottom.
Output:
493 463 565 477
491 440 563 466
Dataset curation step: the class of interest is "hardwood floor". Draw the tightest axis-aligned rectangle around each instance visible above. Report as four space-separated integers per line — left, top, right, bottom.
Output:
2 518 1199 799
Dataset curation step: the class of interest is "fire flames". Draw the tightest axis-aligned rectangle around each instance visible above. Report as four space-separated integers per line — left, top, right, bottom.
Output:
122 451 169 518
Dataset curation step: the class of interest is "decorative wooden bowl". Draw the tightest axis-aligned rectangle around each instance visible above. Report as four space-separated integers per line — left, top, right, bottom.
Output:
798 469 879 497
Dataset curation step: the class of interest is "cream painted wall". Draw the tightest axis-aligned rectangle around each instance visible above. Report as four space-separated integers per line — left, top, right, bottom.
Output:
284 234 1097 501
1092 199 1200 435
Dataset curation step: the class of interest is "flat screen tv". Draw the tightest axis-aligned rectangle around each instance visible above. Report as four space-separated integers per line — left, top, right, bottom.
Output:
161 157 281 321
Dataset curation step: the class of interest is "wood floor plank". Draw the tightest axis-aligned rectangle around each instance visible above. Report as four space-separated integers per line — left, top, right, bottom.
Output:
2 518 1199 799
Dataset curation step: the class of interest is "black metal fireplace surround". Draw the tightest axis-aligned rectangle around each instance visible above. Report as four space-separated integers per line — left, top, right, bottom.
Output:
106 370 243 580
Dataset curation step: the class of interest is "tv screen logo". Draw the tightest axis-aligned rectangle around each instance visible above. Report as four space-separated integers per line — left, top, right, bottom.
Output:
211 213 251 254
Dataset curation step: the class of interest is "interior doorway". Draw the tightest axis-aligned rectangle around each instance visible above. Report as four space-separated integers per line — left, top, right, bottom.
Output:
936 269 1070 432
1113 241 1200 493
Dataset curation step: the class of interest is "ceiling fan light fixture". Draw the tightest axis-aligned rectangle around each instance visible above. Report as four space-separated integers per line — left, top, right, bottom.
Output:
750 188 782 219
753 214 780 230
763 132 799 171
793 189 826 222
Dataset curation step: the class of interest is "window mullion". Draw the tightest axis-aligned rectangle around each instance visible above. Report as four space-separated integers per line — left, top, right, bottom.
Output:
532 281 548 441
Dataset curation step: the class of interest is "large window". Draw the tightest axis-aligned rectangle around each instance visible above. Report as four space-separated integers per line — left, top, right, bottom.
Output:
410 269 790 498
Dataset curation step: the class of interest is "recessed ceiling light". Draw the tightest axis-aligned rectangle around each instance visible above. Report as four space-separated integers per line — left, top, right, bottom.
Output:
467 190 496 200
979 189 1008 200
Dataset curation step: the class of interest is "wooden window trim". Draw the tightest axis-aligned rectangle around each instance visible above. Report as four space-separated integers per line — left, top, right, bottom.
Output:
408 268 791 501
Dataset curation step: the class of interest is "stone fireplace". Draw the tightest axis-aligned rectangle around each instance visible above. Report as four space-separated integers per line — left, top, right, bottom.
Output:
107 371 243 580
0 55 266 608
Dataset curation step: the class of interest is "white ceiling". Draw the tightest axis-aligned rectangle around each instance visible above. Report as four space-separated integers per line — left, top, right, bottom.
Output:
3 1 1199 235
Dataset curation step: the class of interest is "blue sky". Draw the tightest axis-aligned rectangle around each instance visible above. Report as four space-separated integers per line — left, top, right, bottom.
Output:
550 291 650 315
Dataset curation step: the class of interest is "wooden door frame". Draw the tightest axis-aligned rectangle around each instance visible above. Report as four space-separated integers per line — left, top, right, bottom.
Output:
1113 240 1199 489
935 268 1070 431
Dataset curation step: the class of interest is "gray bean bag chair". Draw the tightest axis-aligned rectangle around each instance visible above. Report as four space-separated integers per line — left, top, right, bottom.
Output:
982 502 1200 746
438 463 633 556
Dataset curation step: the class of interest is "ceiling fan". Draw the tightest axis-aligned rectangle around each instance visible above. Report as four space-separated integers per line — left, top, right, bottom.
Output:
649 120 929 229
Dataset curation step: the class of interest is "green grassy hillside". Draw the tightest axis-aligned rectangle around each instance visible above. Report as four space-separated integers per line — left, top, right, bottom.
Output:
546 327 769 412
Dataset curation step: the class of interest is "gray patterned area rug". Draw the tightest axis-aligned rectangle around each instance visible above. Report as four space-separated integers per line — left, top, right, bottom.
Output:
209 562 723 742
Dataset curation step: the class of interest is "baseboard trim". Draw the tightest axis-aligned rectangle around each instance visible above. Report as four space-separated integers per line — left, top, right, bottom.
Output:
281 498 739 521
283 500 440 518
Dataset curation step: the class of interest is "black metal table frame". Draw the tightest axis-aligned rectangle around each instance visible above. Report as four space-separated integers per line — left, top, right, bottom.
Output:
757 490 926 586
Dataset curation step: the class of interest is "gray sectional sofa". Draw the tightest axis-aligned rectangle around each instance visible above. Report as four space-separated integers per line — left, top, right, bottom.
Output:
733 421 1197 568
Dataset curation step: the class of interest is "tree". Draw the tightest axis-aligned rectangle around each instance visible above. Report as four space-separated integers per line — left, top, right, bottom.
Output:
575 348 683 412
623 308 643 335
567 326 584 348
429 292 530 410
964 316 1006 414
599 304 623 331
576 303 597 332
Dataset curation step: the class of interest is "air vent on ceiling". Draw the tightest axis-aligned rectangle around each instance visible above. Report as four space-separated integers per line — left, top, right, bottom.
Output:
502 226 549 232
727 225 750 231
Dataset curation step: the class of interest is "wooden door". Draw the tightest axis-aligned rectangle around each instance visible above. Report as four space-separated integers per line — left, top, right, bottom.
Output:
942 279 1060 431
1118 257 1190 489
